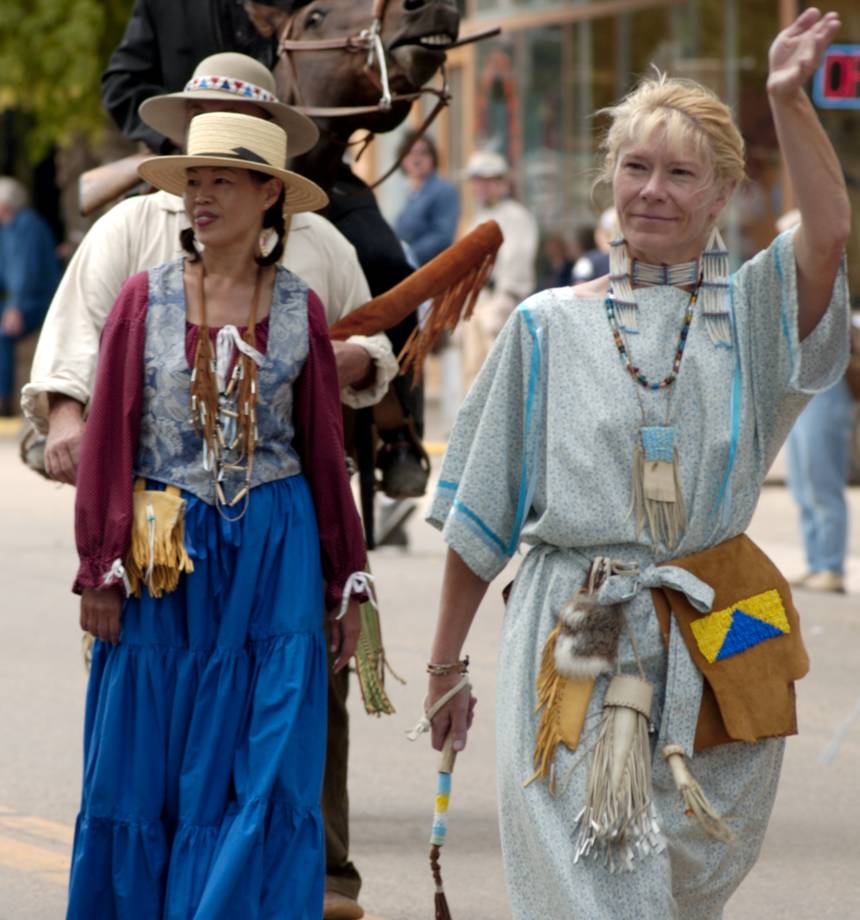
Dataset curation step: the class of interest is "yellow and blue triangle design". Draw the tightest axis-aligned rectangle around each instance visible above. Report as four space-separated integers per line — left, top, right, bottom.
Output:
690 589 790 664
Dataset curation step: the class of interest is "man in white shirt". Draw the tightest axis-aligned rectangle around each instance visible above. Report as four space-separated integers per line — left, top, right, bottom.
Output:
460 150 539 384
23 53 397 485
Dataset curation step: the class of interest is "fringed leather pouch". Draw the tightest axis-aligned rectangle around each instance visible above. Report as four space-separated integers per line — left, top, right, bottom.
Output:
652 533 809 749
124 478 194 598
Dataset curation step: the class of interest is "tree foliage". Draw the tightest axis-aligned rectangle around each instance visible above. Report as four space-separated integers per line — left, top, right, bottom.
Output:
0 0 134 158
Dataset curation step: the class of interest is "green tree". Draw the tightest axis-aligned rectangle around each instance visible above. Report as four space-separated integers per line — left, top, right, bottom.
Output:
0 0 133 159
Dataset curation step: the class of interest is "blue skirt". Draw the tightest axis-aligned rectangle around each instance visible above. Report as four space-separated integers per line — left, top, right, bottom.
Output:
67 476 328 920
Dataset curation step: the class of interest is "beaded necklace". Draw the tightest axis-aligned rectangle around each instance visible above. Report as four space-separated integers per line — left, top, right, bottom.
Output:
605 284 698 391
606 279 701 550
189 260 266 520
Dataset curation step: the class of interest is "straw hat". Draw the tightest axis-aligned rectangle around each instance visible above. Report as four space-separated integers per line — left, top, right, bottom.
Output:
139 52 319 156
137 111 329 214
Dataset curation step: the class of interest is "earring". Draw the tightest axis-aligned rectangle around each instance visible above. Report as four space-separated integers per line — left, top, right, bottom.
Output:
701 226 731 348
608 227 639 333
259 228 278 259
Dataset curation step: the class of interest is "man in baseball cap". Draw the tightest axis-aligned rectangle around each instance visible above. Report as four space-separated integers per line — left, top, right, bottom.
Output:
460 149 539 383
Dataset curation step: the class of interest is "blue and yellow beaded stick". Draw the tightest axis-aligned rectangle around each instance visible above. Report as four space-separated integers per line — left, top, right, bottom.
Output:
407 674 471 919
429 734 457 920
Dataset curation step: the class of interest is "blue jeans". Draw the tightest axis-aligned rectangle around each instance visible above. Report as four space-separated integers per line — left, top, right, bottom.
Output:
787 378 854 575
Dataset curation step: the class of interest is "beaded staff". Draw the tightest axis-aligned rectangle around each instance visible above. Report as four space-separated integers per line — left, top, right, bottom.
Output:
406 671 471 920
430 735 457 920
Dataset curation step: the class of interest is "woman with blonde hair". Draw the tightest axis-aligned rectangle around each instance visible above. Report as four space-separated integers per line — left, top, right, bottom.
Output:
421 9 850 918
69 111 368 918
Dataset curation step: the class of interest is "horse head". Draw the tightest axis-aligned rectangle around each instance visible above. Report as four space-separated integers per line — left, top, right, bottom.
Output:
275 0 460 138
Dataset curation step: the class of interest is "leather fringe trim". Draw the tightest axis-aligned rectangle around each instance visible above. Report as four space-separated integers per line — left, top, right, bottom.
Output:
663 744 735 843
124 483 194 598
573 674 664 872
631 441 686 550
527 623 595 789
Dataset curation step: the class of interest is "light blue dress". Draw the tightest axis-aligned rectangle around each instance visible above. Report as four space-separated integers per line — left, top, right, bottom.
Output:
428 229 849 919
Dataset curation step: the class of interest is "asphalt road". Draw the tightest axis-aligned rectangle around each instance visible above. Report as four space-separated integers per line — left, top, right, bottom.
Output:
1 426 858 920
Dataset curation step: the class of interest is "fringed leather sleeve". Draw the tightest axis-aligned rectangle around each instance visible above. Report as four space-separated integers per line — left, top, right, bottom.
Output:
294 290 367 612
73 272 148 593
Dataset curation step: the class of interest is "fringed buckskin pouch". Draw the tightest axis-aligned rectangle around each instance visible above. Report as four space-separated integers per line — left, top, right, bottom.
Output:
124 479 194 598
652 533 808 749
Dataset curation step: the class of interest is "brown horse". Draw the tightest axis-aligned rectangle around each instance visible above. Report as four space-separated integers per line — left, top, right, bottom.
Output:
269 0 463 548
275 0 461 185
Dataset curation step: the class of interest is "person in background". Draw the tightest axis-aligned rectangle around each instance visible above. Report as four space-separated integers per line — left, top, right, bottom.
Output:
537 233 575 290
781 207 854 593
461 150 538 384
0 178 61 417
393 131 460 267
572 206 614 284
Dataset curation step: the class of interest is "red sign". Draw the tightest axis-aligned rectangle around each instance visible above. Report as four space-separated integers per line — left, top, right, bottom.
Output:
814 45 860 109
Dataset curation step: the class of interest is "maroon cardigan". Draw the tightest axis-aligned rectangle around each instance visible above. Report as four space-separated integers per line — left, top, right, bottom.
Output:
74 270 366 611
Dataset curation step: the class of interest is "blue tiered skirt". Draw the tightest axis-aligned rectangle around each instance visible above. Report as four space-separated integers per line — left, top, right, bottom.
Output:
67 476 328 920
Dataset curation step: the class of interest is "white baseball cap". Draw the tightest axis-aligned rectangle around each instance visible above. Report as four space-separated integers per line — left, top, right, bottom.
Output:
465 150 509 179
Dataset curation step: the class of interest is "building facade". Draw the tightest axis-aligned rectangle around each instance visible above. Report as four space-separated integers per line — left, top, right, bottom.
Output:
374 0 858 299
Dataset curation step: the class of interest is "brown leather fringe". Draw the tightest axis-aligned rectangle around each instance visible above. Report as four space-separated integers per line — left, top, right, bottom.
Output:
124 484 194 598
329 221 504 378
188 262 262 485
527 623 596 789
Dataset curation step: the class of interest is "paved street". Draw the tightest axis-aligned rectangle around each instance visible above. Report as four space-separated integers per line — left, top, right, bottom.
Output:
1 422 858 920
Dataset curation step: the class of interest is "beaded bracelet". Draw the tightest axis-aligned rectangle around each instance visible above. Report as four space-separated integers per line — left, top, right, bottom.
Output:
427 656 470 677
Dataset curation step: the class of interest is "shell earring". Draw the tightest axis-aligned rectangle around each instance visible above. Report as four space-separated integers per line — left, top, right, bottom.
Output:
259 228 278 259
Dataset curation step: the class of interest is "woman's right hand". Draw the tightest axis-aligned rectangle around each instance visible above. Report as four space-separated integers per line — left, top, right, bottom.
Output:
45 395 85 485
80 586 123 645
426 673 477 753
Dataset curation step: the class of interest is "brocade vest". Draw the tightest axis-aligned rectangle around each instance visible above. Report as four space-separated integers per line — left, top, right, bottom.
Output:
135 260 307 504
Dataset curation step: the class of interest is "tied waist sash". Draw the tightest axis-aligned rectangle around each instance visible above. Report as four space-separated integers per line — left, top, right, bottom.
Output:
559 534 809 751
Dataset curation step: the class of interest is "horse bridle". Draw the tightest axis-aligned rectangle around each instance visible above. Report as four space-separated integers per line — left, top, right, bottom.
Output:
277 0 499 187
278 0 434 117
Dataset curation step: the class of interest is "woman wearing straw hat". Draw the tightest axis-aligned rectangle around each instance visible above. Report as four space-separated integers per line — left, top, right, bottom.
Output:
68 111 369 919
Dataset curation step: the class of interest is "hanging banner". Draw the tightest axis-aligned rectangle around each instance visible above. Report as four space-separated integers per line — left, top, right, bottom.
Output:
813 44 860 109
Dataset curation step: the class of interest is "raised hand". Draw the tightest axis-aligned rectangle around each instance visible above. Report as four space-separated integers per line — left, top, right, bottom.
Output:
768 8 841 99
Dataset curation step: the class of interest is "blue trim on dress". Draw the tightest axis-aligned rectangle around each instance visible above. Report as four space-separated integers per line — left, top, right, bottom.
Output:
442 306 544 561
773 231 796 380
509 305 544 555
452 499 508 555
712 275 742 524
